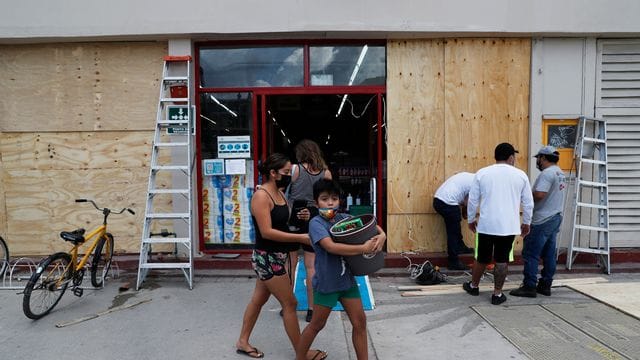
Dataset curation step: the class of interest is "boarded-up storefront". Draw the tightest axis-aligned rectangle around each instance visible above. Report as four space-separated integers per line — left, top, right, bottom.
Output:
0 42 167 255
386 38 531 253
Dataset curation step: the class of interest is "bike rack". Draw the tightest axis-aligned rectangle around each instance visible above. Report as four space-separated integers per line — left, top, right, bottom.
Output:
1 257 39 290
0 258 120 290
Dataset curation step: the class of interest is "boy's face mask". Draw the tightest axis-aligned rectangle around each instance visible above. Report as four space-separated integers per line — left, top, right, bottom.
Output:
318 207 339 220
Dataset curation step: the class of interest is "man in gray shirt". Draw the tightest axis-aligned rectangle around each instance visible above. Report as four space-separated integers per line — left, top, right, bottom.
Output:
511 146 567 298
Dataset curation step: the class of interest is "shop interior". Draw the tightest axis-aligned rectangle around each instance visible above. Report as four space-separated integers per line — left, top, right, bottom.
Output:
263 94 383 215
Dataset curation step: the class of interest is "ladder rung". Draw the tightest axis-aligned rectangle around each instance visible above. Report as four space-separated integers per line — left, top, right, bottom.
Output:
163 76 188 82
163 55 192 62
149 189 189 195
147 213 190 219
160 98 189 103
571 247 609 255
143 237 191 245
580 158 607 165
576 202 608 210
139 262 191 269
582 137 606 144
579 180 607 188
158 120 189 126
575 224 609 232
154 142 188 147
152 165 188 171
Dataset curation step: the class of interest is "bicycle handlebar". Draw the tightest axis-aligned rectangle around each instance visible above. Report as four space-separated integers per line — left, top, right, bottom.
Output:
75 199 135 215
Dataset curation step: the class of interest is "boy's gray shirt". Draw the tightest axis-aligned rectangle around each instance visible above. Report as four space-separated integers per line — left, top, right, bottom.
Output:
532 164 567 225
309 213 356 294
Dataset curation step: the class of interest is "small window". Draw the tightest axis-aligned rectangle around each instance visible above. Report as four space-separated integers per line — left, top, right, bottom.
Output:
309 45 386 86
542 118 578 171
199 46 304 88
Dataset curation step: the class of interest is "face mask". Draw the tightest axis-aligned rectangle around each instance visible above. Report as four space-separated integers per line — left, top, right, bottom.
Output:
318 207 339 220
275 174 291 189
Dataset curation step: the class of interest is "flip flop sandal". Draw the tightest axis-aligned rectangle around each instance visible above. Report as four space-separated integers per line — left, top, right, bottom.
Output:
310 349 328 360
236 347 264 358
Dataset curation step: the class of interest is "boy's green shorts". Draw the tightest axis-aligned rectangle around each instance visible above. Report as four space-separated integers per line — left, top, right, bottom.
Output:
313 284 360 308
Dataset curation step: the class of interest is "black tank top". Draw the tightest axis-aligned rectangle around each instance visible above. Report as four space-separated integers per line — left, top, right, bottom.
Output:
252 188 298 253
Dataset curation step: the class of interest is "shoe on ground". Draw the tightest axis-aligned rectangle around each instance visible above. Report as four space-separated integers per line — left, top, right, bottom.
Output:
491 293 507 305
460 246 474 254
509 285 537 298
463 281 479 296
305 309 313 322
448 261 470 271
537 281 551 296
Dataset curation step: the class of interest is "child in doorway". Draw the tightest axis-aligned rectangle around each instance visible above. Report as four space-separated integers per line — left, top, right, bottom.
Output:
295 179 386 360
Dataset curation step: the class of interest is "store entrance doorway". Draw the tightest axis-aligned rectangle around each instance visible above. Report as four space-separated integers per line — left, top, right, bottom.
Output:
260 94 386 222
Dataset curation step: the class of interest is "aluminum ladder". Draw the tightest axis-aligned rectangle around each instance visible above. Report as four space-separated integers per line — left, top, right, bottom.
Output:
137 55 194 289
566 116 610 274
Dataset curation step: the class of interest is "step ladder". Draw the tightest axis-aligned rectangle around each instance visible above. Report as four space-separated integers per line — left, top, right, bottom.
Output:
137 55 194 289
566 116 610 274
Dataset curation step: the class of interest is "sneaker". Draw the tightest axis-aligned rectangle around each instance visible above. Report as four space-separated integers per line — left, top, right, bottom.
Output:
448 261 470 271
463 281 479 296
537 281 551 296
491 293 507 305
509 285 537 298
305 309 313 322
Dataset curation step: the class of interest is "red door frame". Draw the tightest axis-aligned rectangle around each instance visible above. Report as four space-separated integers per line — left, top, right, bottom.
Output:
195 41 386 253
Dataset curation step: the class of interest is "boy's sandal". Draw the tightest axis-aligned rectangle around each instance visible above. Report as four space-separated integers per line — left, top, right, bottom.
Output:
236 347 264 358
309 349 328 360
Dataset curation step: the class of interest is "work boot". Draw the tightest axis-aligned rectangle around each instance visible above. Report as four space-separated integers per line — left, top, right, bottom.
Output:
509 285 537 298
537 280 552 296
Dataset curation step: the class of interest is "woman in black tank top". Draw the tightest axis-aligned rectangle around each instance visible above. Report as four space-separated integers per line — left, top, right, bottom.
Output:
236 153 326 360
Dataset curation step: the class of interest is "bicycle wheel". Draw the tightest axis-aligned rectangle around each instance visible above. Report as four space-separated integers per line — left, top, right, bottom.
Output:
91 233 114 288
0 236 8 278
23 252 71 320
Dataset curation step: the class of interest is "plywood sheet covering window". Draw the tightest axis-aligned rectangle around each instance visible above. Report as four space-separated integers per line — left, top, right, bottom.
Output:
387 39 445 215
386 38 531 252
0 42 166 132
0 131 171 255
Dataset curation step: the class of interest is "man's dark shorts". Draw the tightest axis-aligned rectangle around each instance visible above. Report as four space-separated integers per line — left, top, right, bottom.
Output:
476 233 515 263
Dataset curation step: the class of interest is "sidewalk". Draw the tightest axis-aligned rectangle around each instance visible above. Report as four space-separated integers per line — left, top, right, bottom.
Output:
0 269 638 359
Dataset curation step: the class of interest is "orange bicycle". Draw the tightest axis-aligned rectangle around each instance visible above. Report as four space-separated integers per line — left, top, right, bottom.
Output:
22 199 134 319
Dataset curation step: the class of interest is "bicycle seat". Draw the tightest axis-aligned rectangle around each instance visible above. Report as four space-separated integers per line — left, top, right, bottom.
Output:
60 228 86 244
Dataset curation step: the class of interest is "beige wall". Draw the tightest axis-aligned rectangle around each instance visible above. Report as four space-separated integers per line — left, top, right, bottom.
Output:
386 38 531 253
0 42 167 256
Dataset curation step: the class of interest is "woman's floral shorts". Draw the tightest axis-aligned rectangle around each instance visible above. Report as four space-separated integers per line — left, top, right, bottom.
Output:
251 249 288 281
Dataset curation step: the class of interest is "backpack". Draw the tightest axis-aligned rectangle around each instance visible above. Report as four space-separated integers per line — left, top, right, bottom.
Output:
413 260 447 285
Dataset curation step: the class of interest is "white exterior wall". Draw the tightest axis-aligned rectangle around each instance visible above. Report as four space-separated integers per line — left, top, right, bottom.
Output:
2 0 640 42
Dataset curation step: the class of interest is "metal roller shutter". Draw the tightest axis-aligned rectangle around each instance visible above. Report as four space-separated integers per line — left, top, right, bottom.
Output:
596 40 640 247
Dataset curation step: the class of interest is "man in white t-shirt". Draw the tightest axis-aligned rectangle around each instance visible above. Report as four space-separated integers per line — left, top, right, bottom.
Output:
433 172 475 270
511 145 566 298
463 143 534 305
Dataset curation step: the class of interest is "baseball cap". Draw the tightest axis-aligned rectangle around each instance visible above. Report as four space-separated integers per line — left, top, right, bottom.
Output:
494 142 519 160
534 145 560 157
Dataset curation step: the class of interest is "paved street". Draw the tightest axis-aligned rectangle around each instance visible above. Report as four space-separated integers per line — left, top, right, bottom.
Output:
0 268 639 360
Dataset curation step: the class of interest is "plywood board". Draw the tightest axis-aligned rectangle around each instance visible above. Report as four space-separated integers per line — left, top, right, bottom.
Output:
0 135 6 237
0 42 166 132
0 131 152 170
387 39 445 214
386 213 445 253
2 167 170 256
444 38 530 175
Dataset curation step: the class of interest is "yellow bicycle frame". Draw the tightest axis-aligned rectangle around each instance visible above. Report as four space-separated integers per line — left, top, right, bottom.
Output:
70 224 107 272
